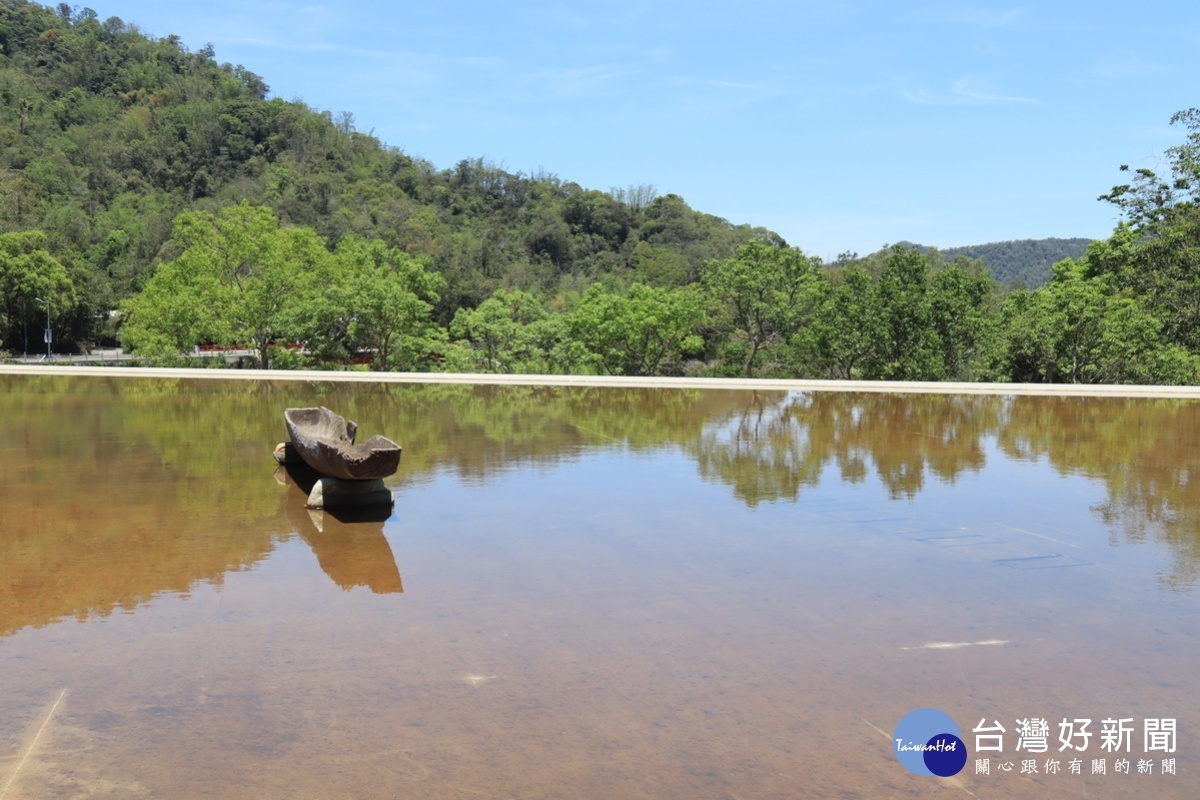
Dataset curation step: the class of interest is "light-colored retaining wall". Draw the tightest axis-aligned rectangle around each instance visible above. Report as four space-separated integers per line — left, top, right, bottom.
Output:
3 364 1200 398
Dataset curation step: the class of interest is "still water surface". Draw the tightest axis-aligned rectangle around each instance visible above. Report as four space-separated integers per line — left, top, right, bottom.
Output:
1 375 1199 798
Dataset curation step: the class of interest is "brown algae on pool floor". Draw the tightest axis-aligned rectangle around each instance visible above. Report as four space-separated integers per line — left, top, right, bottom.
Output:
1 376 1199 798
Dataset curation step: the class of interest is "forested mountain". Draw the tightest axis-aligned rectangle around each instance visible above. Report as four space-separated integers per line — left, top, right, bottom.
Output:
2 0 1199 385
937 238 1093 288
0 0 780 352
867 238 1093 288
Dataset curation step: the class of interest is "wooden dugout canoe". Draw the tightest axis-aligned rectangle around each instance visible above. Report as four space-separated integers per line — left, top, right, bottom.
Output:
284 406 401 480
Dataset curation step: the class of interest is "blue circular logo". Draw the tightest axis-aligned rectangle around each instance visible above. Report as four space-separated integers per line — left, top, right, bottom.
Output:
893 708 967 777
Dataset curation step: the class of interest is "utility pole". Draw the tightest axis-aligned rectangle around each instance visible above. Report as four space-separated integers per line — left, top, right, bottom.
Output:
35 296 50 360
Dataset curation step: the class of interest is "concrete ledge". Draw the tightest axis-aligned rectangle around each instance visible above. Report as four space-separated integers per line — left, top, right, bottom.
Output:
2 364 1200 398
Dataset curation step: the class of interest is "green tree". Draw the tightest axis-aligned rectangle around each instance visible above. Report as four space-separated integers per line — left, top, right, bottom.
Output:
1098 108 1200 231
929 260 1000 380
449 288 558 373
565 283 704 376
702 242 820 377
863 247 942 380
120 202 331 365
796 263 882 379
1080 217 1200 353
1089 109 1200 356
999 259 1197 384
0 230 76 355
329 237 446 371
630 241 690 286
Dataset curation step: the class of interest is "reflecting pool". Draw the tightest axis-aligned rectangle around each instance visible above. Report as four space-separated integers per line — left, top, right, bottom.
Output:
1 375 1199 798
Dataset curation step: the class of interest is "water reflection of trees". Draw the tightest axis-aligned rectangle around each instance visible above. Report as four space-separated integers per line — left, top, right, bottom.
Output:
0 376 405 638
284 382 763 483
0 376 286 638
689 392 1003 506
0 377 759 637
999 396 1200 590
4 374 1200 635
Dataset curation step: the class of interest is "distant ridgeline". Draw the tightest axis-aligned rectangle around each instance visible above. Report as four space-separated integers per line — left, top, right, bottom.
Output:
1 0 1198 384
880 239 1094 289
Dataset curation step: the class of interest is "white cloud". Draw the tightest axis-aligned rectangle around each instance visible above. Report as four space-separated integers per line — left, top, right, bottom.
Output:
651 75 780 119
537 63 639 98
902 76 1040 105
1090 55 1166 80
904 5 1027 28
220 35 500 68
972 40 1007 56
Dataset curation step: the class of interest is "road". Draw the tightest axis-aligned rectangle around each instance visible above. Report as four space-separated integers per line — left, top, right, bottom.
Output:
7 348 258 365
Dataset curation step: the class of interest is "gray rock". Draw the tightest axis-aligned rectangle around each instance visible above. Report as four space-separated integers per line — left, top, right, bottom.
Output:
306 477 394 510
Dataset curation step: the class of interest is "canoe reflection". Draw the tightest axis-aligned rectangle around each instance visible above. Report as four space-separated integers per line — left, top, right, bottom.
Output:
278 465 403 595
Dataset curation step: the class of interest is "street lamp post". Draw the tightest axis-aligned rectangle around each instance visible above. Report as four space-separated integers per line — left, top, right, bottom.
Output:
35 296 50 360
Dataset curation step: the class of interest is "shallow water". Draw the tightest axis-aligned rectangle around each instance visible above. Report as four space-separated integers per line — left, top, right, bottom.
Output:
1 376 1198 798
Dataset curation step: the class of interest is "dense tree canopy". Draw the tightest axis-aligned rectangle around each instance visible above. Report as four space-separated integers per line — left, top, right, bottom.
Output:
0 229 74 354
2 0 1200 384
0 0 781 354
702 242 820 377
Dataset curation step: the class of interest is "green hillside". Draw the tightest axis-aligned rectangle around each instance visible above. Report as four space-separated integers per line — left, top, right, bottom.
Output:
2 0 1198 385
875 239 1093 288
941 238 1093 288
0 0 780 352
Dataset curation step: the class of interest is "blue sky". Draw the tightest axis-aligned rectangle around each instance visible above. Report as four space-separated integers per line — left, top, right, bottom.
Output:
97 1 1200 259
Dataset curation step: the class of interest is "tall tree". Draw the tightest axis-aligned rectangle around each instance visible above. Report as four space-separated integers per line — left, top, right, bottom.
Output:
329 237 446 371
565 283 704 376
1087 109 1200 354
864 247 941 380
1098 108 1200 232
929 259 1000 380
999 259 1197 384
0 230 75 355
702 242 820 377
796 263 882 379
449 288 558 373
120 202 331 365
